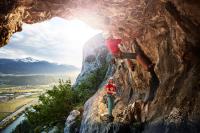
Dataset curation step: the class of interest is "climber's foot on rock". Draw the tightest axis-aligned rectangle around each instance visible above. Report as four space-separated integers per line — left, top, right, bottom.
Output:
108 115 114 122
100 113 108 121
100 114 114 123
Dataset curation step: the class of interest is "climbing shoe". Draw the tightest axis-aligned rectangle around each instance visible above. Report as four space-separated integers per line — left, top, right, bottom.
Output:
100 114 114 122
108 115 114 122
100 113 109 121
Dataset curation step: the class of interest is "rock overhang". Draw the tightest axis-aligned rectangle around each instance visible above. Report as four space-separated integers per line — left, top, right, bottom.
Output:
1 0 200 132
0 0 159 47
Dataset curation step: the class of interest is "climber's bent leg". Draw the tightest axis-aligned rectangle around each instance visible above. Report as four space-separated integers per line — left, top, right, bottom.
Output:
107 94 114 116
120 52 136 59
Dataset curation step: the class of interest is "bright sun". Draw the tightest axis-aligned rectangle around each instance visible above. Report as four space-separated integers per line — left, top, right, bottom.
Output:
65 19 100 45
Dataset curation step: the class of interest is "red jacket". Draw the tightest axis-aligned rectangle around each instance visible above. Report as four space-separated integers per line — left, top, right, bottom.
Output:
105 39 122 55
105 83 116 95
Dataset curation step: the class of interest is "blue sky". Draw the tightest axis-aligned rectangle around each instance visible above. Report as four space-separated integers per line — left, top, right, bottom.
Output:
0 17 101 68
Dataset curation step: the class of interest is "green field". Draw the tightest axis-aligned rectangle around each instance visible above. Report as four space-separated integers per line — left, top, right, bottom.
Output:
0 85 15 89
0 74 78 86
0 112 9 120
0 85 50 121
0 85 51 93
0 97 36 112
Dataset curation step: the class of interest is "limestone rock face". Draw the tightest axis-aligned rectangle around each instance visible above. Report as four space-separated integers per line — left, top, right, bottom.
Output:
73 33 109 88
1 0 200 133
64 110 81 133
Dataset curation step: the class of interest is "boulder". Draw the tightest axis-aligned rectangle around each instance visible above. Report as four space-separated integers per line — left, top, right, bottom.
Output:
64 110 81 133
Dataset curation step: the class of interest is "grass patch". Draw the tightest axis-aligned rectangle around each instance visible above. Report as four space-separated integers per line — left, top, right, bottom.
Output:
0 85 49 121
0 97 36 113
0 74 77 86
0 85 15 88
0 85 50 93
0 112 9 120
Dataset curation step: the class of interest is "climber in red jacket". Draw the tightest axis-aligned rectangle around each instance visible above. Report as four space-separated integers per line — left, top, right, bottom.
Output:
105 37 154 71
105 38 136 59
105 37 136 71
104 77 116 122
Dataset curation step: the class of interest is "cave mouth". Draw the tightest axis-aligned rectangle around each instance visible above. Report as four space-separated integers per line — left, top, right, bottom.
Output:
0 17 102 68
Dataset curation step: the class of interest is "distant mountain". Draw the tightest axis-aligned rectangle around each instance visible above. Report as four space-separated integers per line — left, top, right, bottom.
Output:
14 57 40 63
0 57 79 75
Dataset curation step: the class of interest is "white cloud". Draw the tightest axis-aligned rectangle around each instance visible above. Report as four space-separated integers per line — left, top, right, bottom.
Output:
0 17 101 67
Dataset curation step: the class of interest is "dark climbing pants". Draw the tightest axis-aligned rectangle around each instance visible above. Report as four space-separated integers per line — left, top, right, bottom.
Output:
120 52 136 59
107 94 114 116
144 70 160 102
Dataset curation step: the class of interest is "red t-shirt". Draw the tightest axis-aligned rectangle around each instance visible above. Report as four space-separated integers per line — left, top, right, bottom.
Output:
105 83 116 95
105 39 122 55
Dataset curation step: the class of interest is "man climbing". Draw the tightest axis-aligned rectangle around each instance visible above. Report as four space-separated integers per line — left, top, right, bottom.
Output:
105 35 136 71
104 77 116 122
105 35 136 59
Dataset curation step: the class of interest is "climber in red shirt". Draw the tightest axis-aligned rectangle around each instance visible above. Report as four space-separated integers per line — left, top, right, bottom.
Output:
105 77 116 95
105 36 154 72
104 77 116 122
105 37 136 59
105 37 136 71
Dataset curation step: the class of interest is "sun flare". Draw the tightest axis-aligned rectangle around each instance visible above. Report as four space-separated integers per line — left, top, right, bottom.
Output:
0 17 102 68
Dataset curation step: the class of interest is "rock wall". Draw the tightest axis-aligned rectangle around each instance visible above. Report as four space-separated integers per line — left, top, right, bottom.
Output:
0 0 200 133
74 33 109 87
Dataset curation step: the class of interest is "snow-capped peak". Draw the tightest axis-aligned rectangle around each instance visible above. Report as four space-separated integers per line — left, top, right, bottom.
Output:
16 57 40 63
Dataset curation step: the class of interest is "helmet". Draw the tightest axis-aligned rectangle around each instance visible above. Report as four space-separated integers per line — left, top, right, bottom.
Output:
103 32 113 39
109 77 114 80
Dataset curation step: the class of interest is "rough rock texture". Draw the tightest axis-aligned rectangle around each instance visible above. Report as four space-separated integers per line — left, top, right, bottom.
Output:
1 0 200 133
74 33 109 87
48 126 59 133
64 110 81 133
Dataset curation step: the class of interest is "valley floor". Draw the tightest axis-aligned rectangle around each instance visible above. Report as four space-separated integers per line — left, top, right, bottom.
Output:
0 85 52 130
0 99 37 129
